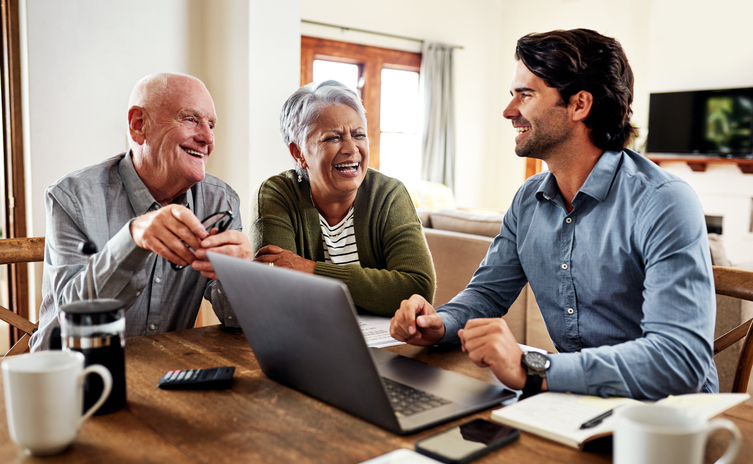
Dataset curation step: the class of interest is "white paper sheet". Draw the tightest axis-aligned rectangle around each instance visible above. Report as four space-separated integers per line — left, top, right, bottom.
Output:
357 314 406 348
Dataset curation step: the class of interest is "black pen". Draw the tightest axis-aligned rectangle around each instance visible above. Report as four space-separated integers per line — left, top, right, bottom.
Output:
579 406 619 429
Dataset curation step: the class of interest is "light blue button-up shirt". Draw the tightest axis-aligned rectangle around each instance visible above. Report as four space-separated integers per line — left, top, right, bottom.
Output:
438 149 718 399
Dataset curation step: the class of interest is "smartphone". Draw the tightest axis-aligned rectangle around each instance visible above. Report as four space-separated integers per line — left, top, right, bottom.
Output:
415 419 520 464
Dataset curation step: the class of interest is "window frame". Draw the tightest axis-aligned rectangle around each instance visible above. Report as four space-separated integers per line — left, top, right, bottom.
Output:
1 0 31 345
300 36 421 170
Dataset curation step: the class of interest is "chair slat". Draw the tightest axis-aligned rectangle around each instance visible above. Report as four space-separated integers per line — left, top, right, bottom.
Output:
0 237 45 264
0 237 45 356
713 265 753 393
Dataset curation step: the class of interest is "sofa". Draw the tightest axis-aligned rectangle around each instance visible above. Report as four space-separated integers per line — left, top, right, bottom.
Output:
419 208 556 353
419 208 752 394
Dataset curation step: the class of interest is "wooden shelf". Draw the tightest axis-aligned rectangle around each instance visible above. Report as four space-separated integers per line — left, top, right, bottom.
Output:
647 155 753 174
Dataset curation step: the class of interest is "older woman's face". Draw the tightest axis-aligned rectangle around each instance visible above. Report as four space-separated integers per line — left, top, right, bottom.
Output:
301 104 369 202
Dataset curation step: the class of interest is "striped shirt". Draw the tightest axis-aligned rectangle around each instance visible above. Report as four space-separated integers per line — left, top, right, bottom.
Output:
319 206 360 265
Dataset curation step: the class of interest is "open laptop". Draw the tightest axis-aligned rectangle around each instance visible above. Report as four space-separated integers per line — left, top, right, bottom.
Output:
208 252 515 434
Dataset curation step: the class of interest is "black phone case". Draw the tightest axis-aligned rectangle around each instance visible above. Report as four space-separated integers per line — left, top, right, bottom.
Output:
415 424 520 464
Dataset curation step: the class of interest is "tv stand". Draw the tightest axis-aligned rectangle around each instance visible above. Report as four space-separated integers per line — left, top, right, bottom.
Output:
647 155 753 174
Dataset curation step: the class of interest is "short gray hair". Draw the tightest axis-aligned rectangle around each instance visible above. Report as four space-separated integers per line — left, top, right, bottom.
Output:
279 80 367 179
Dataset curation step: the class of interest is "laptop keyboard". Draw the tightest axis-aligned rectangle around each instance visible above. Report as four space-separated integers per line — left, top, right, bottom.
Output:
382 377 452 416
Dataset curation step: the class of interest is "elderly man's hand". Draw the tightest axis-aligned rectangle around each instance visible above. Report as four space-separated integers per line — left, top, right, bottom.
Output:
458 318 528 390
193 231 255 280
389 295 445 346
130 205 207 267
253 245 316 274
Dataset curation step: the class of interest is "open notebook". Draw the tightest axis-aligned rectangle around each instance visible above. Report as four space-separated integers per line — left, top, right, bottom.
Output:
491 391 750 449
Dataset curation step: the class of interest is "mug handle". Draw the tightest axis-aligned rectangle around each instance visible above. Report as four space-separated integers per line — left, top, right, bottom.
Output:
707 418 741 464
77 364 113 428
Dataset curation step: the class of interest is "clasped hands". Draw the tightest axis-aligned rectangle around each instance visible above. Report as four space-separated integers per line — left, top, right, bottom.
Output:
389 295 528 391
130 205 253 280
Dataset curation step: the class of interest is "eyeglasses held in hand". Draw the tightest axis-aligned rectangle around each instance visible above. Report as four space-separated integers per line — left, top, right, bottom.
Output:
171 210 234 271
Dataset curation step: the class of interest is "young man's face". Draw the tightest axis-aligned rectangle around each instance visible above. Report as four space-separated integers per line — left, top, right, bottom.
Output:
503 60 573 161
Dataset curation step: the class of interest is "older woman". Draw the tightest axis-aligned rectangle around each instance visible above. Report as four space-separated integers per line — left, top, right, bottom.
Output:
251 80 435 316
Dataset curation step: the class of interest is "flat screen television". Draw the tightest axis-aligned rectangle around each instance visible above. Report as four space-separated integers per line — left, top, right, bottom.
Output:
646 87 753 157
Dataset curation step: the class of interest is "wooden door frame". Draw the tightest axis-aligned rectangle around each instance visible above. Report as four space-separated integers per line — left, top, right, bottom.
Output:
1 0 31 343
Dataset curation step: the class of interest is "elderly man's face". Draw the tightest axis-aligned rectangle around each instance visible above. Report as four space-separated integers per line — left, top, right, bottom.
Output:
141 78 217 197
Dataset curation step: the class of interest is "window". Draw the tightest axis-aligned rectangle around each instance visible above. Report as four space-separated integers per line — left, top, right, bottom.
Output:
301 36 421 183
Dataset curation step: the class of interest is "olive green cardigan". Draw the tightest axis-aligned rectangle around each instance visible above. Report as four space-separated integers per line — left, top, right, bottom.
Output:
250 169 435 316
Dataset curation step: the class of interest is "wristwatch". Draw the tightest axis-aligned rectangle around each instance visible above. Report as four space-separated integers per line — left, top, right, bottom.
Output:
520 351 550 398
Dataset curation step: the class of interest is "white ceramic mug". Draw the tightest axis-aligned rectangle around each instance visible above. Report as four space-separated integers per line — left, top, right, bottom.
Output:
1 350 112 456
614 404 741 464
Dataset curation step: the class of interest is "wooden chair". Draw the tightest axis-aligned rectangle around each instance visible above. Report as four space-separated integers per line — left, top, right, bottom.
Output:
713 265 753 393
0 237 45 356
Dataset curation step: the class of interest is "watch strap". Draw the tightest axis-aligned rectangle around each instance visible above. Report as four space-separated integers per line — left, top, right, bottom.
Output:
521 372 544 399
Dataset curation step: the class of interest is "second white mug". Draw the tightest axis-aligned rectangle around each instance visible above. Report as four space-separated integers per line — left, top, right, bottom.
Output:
1 350 112 456
614 403 741 464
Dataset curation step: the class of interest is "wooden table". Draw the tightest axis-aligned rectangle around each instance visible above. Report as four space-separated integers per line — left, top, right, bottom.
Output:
1 325 751 463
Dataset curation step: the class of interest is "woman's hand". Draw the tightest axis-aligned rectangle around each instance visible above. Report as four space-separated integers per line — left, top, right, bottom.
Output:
254 245 316 274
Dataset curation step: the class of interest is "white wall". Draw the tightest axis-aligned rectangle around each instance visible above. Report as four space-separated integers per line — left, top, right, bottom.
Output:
22 0 299 312
25 0 199 238
645 0 753 264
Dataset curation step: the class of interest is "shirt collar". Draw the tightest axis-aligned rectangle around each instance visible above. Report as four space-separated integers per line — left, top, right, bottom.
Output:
119 151 194 215
576 150 621 203
535 150 622 207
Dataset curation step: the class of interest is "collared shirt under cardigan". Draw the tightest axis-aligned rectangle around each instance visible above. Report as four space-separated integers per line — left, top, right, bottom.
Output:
250 168 436 316
438 149 719 400
30 152 240 351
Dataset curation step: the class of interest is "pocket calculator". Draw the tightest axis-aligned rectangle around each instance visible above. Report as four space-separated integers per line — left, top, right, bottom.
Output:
157 366 235 390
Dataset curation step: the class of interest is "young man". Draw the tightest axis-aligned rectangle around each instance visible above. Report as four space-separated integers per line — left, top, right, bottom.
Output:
390 29 717 400
30 73 254 351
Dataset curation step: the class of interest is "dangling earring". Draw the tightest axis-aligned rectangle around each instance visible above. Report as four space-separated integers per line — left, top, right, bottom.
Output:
297 174 303 183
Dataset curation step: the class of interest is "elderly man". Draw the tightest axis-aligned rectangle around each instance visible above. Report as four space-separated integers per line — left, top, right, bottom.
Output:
30 73 253 351
390 29 718 400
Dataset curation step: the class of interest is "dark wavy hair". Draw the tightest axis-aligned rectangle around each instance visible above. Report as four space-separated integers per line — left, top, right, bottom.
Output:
515 29 637 151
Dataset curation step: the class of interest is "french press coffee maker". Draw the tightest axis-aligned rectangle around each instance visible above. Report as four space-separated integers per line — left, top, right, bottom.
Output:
59 298 127 415
58 241 126 415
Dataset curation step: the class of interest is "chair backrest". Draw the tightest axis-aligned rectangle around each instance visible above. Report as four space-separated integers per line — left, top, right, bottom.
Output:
712 265 753 393
0 237 45 356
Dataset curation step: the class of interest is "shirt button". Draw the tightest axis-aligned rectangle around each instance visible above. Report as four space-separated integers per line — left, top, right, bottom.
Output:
135 291 141 297
565 217 572 224
149 323 157 331
155 277 162 283
567 308 574 314
561 263 568 270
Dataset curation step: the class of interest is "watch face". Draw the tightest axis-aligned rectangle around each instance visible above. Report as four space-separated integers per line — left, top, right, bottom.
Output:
525 352 549 370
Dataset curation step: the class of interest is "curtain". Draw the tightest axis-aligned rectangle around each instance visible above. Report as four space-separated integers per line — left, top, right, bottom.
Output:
419 42 456 191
